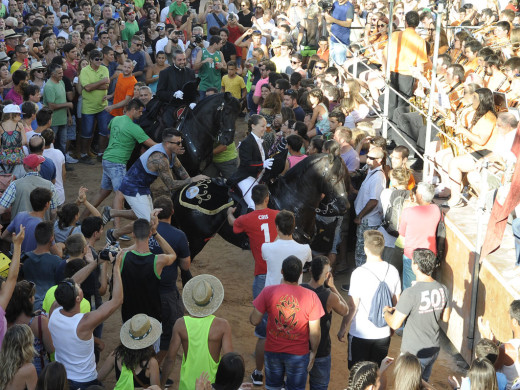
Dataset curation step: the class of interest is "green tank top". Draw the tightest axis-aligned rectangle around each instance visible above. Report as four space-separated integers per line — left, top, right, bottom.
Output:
179 315 220 390
199 48 222 92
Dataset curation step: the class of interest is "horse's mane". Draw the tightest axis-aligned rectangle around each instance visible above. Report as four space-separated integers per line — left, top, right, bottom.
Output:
191 93 222 114
282 153 345 183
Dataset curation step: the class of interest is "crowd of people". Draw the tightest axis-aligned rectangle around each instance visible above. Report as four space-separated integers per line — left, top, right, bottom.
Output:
0 0 520 388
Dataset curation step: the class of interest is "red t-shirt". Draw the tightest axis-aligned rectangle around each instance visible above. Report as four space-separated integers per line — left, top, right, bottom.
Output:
233 208 279 275
254 284 325 355
398 204 441 259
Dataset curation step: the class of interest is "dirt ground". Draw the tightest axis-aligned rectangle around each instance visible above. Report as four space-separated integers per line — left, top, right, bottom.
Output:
61 116 463 389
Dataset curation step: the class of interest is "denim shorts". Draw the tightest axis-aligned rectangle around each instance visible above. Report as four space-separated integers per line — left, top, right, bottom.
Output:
81 110 111 138
309 354 331 390
101 160 126 191
264 351 309 390
253 274 267 338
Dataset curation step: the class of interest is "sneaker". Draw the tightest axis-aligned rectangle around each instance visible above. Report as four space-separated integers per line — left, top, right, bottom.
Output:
65 153 78 164
251 370 263 386
79 155 95 165
341 283 350 292
106 228 117 245
119 234 131 241
102 206 112 225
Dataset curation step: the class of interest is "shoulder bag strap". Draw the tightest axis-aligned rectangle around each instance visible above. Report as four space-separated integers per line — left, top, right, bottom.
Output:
212 12 226 28
38 315 45 369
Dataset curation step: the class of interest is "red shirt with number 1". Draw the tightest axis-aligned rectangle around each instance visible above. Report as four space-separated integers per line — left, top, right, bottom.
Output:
233 208 279 275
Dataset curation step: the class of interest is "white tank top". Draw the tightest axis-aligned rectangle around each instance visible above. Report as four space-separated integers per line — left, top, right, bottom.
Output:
48 309 97 382
500 338 520 390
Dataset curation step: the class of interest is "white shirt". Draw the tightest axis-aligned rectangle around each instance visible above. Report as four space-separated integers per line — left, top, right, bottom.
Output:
155 36 169 54
160 6 170 22
377 188 397 248
43 147 66 205
251 132 265 161
349 261 401 339
354 166 386 226
262 238 312 287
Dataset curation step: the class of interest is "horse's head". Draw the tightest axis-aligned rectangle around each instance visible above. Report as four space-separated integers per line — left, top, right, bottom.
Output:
213 92 241 146
315 153 350 216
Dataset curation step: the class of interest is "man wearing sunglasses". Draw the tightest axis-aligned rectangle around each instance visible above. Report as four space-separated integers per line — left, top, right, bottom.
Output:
121 7 139 49
353 146 386 268
106 128 208 244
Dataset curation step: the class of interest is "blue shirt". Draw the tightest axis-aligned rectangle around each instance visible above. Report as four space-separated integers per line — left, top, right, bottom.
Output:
330 1 354 45
39 158 56 182
148 221 190 293
7 212 42 254
126 50 146 82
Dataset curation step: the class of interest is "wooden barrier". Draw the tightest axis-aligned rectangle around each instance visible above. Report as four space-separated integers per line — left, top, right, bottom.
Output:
438 204 520 362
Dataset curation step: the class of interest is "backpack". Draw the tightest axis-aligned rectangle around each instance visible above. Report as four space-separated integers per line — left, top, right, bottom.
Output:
382 189 410 237
362 264 393 328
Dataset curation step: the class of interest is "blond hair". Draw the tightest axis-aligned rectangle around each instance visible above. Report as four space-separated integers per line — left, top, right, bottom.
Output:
0 324 36 389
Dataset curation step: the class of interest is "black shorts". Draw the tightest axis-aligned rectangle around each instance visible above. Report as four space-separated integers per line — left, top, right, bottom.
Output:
160 289 185 351
348 334 391 369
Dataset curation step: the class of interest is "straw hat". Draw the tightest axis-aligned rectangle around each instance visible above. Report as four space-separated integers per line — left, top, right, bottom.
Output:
182 274 224 318
4 29 21 39
0 52 10 62
120 314 162 350
30 62 45 71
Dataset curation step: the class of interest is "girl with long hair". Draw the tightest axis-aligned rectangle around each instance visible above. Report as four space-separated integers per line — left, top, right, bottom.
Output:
36 361 69 390
341 79 370 129
307 88 329 138
0 324 38 390
449 357 499 390
0 104 27 177
5 281 55 375
394 353 437 390
196 352 248 390
448 87 497 207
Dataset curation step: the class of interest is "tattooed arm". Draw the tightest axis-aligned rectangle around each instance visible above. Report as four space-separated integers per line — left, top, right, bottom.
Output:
172 157 190 180
147 152 193 193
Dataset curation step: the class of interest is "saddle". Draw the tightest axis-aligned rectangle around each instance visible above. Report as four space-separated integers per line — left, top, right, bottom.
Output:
178 178 233 215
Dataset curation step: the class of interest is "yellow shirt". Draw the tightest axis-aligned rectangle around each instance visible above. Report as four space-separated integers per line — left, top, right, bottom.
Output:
387 27 428 76
221 74 245 99
469 111 497 152
10 61 24 73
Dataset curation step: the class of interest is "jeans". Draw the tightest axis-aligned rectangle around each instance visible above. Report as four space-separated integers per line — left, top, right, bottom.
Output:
101 160 127 191
68 378 103 390
308 355 331 390
403 254 415 290
330 40 348 66
513 218 520 266
418 351 439 381
264 351 309 390
81 110 111 138
253 274 267 338
51 125 68 155
247 90 258 115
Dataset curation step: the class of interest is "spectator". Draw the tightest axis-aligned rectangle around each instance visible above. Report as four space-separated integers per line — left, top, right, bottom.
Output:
302 256 349 390
478 300 520 389
0 154 59 221
105 59 137 119
262 210 311 287
449 357 500 390
227 184 278 385
397 182 441 290
48 252 123 390
195 352 246 390
0 324 38 390
0 226 24 346
250 256 324 390
161 274 233 388
324 0 354 66
78 50 110 165
147 196 191 360
390 145 415 190
346 359 394 390
338 230 401 368
42 62 73 155
126 36 147 82
384 248 450 381
286 134 307 168
27 136 57 188
283 89 305 122
120 217 177 323
22 221 63 311
334 127 360 172
2 187 53 254
36 361 69 390
5 280 55 374
394 353 437 390
195 36 226 99
41 128 66 205
0 103 27 178
352 146 386 268
121 8 140 49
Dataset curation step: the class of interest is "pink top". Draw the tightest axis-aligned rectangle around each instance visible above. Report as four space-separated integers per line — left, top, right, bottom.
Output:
288 154 307 168
398 204 441 259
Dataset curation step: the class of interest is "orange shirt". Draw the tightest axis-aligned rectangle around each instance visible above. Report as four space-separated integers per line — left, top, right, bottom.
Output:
468 111 497 152
111 73 137 117
387 27 428 76
463 58 479 78
317 48 329 62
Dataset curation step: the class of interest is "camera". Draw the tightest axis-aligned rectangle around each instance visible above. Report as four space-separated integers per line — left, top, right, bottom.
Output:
318 0 333 12
99 245 120 261
194 34 203 44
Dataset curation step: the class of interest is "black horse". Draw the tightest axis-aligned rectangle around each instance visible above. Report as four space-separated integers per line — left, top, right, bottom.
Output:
140 92 242 176
172 152 350 258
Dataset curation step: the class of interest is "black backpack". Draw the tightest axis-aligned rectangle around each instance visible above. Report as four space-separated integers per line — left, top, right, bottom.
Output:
382 189 410 237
